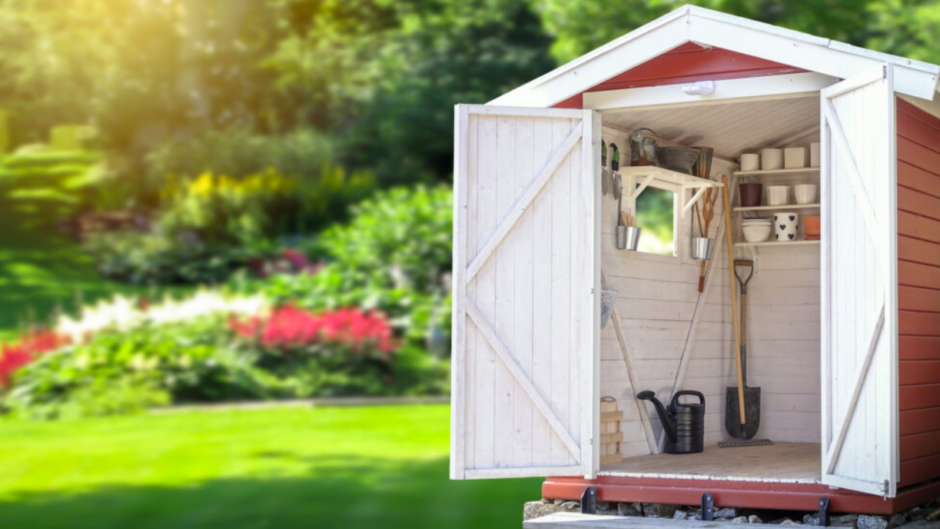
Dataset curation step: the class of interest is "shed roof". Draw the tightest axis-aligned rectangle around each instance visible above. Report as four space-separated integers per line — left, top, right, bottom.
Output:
490 5 940 107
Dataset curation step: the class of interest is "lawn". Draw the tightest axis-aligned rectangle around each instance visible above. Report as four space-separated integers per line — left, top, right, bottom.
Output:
0 404 541 529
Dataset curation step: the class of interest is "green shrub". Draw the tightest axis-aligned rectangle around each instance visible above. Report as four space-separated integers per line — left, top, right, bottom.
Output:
3 317 273 419
85 162 377 285
82 229 244 285
147 129 337 183
3 302 449 419
230 185 454 352
0 147 103 212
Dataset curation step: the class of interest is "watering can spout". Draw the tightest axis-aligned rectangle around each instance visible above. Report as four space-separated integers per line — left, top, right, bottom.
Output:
637 390 677 444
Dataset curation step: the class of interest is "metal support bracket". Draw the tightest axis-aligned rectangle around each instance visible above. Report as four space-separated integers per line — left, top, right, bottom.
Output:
701 493 714 521
818 497 831 527
581 487 597 514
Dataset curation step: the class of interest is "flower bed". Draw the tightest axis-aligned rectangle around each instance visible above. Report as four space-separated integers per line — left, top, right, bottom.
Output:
0 289 446 419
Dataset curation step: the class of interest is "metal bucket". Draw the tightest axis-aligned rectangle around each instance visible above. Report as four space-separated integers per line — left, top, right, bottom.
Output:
690 237 713 260
616 226 641 251
600 284 620 329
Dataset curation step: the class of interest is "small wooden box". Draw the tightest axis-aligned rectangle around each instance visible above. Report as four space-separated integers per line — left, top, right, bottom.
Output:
599 397 624 465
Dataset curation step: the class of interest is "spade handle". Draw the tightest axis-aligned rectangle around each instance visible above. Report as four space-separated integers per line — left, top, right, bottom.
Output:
722 175 746 427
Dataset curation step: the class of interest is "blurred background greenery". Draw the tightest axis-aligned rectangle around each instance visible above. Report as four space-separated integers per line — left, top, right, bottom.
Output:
0 0 938 527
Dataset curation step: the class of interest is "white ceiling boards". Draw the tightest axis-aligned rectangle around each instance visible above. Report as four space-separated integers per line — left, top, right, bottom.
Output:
602 95 819 159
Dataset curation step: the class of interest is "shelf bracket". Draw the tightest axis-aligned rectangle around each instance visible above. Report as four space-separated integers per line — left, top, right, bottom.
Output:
627 173 655 202
682 186 709 217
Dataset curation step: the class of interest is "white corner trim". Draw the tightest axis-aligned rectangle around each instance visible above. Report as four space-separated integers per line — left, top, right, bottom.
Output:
584 72 836 110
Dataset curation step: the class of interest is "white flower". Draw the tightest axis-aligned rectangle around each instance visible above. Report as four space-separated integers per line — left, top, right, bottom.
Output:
53 290 270 341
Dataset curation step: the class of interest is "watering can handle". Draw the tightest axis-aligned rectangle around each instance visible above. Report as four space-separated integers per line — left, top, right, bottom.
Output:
671 390 705 407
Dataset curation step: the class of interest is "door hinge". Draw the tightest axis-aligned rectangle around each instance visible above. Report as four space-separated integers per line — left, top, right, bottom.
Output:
883 65 888 80
883 479 890 497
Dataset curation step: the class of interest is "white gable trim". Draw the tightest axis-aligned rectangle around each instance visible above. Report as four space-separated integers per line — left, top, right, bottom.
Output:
583 72 837 110
490 5 940 108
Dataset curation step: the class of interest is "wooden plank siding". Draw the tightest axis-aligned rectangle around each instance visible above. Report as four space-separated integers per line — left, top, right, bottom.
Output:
452 106 597 479
896 97 940 488
554 44 804 109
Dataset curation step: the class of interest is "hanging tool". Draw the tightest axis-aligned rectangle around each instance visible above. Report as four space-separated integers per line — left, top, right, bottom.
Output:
697 189 718 292
612 144 623 218
601 140 611 196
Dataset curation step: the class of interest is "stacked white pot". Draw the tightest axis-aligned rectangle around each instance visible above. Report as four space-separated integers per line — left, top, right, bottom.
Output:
742 218 772 243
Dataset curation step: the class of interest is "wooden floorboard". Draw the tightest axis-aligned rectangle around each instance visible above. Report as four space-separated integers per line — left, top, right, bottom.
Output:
599 442 821 483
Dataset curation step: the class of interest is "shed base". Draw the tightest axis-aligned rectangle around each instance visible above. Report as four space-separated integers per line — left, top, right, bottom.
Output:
602 443 820 483
543 475 940 516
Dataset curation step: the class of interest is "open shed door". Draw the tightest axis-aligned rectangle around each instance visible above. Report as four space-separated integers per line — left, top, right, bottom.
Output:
820 65 899 497
450 105 600 480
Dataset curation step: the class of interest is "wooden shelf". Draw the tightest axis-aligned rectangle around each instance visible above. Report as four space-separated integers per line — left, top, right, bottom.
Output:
734 167 820 177
621 166 723 189
619 166 722 217
735 240 820 248
734 203 820 212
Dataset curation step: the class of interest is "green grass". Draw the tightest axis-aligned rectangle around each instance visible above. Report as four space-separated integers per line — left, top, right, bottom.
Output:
0 404 541 529
0 197 186 341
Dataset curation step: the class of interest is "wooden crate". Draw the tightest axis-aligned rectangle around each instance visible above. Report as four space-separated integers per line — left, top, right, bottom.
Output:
600 397 624 465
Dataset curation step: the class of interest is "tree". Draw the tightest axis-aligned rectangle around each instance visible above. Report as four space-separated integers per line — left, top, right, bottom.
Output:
535 0 940 65
265 0 556 183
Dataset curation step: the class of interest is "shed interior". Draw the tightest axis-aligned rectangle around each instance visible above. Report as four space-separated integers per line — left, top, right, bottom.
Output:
597 94 824 483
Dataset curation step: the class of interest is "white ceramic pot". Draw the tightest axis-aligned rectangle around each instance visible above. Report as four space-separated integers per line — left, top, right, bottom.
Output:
794 184 817 205
740 153 760 171
785 147 806 169
774 212 800 242
810 143 821 167
767 185 789 206
743 222 772 243
761 149 783 171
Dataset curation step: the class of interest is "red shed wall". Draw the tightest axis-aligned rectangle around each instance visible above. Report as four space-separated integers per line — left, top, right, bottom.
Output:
896 97 940 488
553 42 805 108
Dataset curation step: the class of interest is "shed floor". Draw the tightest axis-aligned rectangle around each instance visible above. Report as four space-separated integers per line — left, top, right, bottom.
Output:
599 442 821 483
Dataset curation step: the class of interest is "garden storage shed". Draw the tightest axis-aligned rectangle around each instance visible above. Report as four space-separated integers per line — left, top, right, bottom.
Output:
449 5 940 515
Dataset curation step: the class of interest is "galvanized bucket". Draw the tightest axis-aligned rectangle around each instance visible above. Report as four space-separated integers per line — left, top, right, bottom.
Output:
690 237 713 260
616 226 641 251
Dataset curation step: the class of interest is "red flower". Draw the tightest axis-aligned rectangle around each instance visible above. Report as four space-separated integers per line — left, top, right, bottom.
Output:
0 330 70 387
230 306 398 354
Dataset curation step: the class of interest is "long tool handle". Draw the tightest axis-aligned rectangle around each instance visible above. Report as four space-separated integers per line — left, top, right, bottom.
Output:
722 176 746 427
698 261 707 293
740 291 747 384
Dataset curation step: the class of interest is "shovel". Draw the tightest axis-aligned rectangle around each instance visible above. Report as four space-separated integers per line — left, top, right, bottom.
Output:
724 259 762 440
721 260 772 447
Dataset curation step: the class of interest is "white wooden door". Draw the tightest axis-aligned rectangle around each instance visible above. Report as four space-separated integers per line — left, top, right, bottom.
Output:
450 105 600 480
820 64 899 497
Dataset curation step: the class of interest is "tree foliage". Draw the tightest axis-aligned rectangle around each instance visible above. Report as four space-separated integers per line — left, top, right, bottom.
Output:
1 0 939 189
536 0 940 65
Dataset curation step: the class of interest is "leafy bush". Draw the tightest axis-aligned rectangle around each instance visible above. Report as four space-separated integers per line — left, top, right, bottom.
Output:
3 318 272 420
85 162 376 284
231 185 454 352
1 299 448 419
147 129 336 184
0 147 103 212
